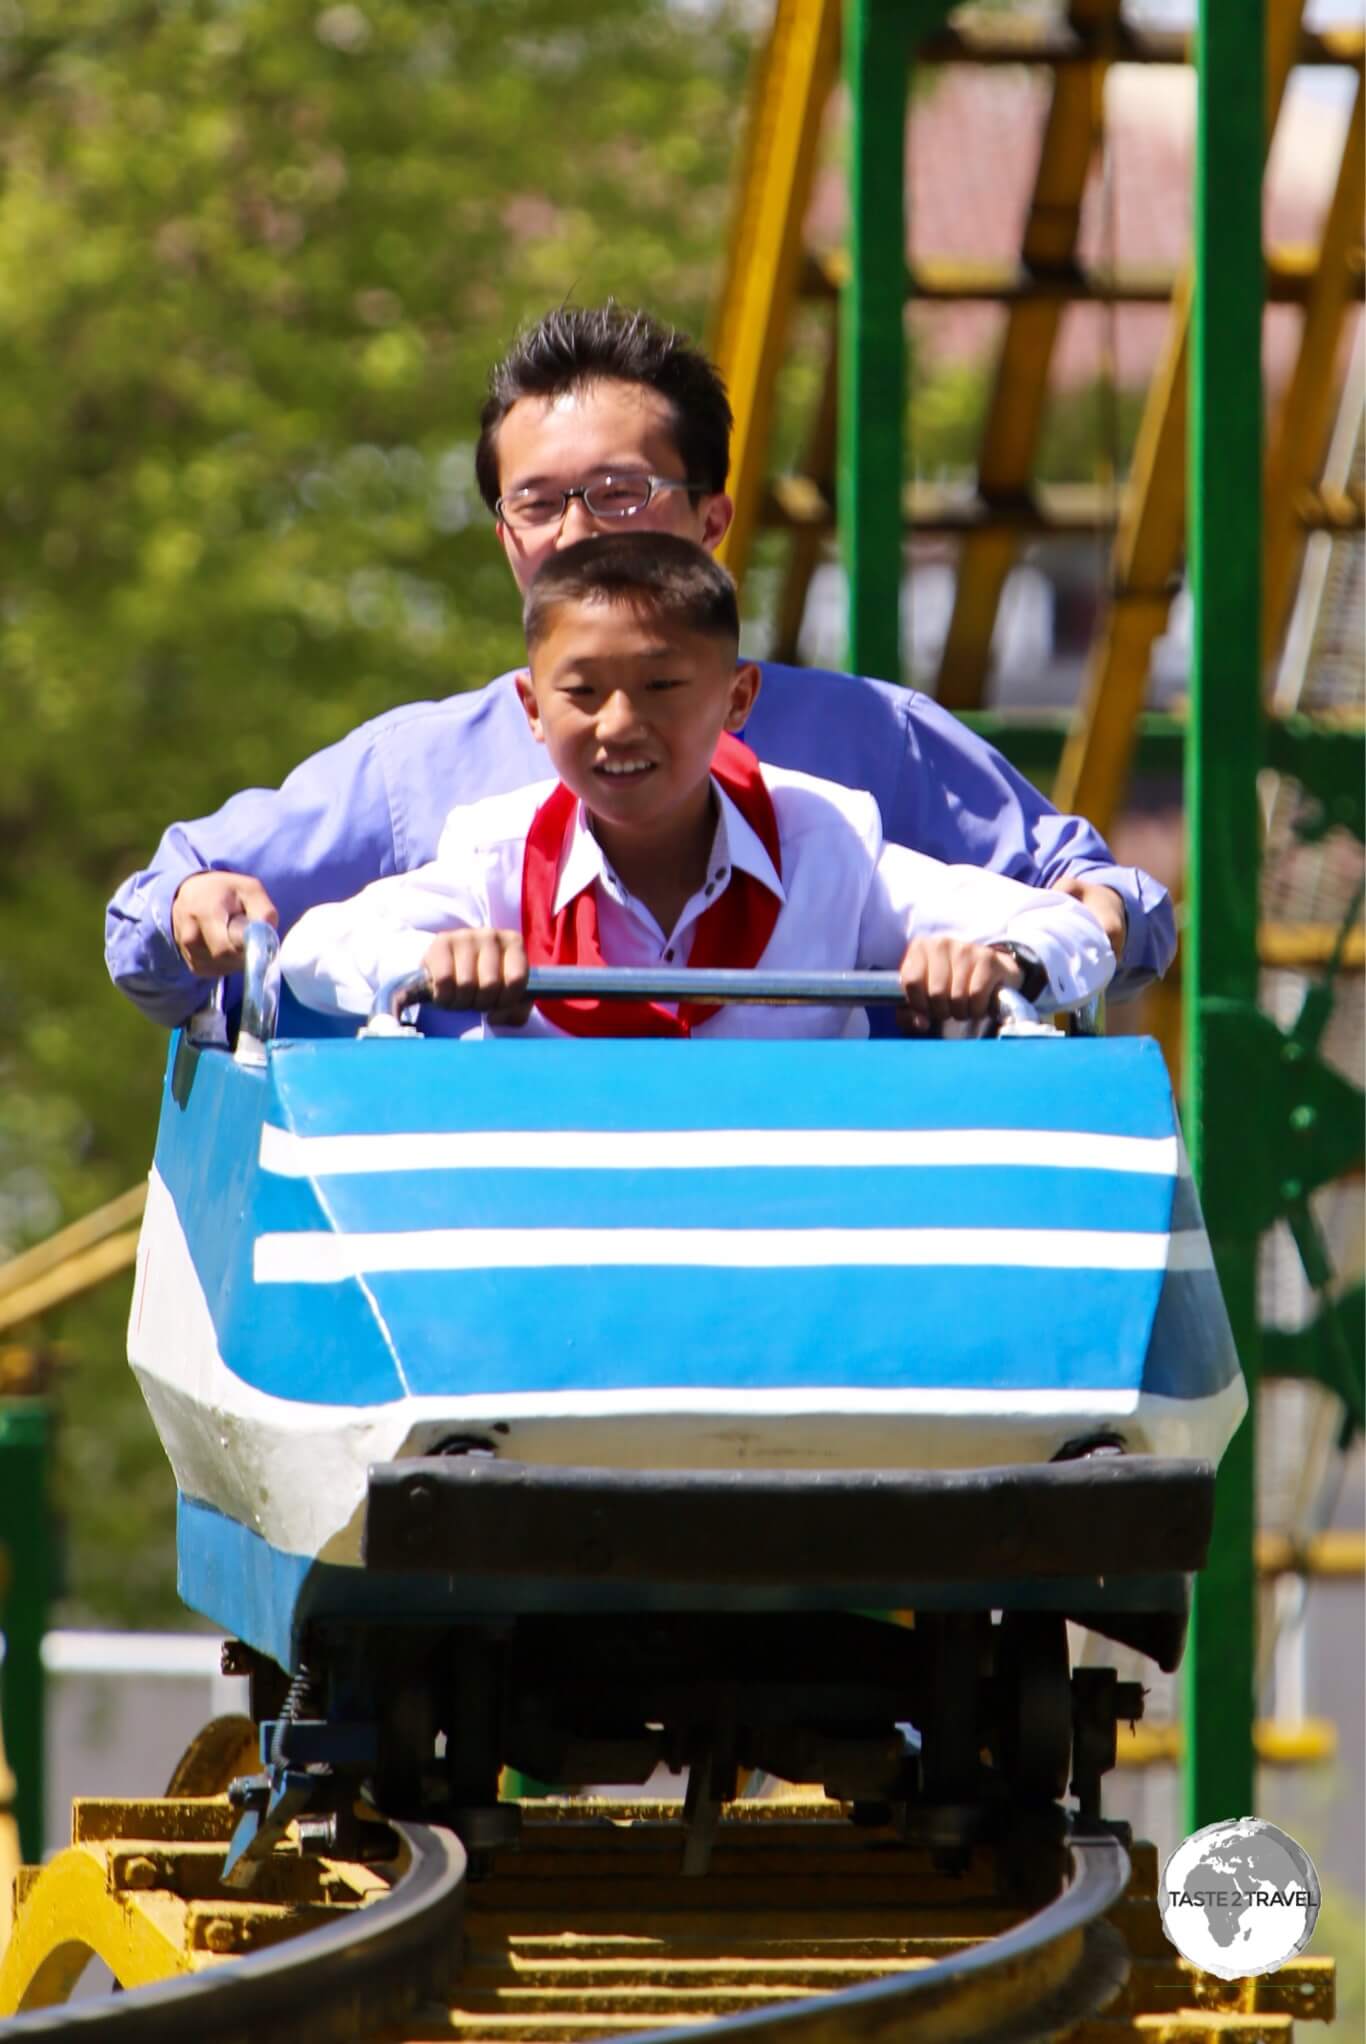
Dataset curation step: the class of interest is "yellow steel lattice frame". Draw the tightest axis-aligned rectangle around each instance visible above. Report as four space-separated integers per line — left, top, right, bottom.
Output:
710 0 842 586
1262 66 1366 671
0 1182 145 1333
935 0 1115 713
0 1846 194 2008
1052 0 1309 834
717 2 1362 745
772 313 840 661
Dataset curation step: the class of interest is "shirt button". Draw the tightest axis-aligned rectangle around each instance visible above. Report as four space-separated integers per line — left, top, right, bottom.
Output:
664 947 674 962
704 883 715 898
715 867 728 881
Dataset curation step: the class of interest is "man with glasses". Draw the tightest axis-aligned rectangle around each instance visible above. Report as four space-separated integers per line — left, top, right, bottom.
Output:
106 304 1173 1023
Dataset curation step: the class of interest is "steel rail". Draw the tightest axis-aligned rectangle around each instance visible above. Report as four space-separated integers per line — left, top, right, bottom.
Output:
368 964 1054 1031
619 1826 1131 2044
372 962 912 1018
1 1788 1334 2040
0 1819 465 2043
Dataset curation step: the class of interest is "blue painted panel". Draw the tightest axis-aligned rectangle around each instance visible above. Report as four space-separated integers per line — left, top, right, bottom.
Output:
153 1038 270 1335
178 1492 310 1669
218 1281 409 1403
1144 1265 1243 1396
198 1038 1192 1407
233 1265 1160 1400
149 1038 1235 1422
1171 1171 1204 1234
155 1038 406 1406
250 1164 1178 1239
155 1031 1232 1421
269 1038 1179 1141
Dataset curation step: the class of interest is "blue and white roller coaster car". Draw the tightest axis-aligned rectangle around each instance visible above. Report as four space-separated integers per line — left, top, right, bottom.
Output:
130 927 1244 1875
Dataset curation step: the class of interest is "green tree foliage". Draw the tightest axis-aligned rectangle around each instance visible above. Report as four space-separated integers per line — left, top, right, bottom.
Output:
0 0 752 1623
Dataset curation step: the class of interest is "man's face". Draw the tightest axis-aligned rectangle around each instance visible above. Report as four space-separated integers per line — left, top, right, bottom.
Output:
494 379 733 593
516 599 759 848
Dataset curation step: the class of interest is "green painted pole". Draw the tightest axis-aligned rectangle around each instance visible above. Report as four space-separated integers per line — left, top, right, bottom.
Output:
1182 0 1264 1831
839 0 907 683
0 1402 53 1863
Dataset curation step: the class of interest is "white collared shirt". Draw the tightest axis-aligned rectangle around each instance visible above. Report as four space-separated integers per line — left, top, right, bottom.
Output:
281 765 1114 1037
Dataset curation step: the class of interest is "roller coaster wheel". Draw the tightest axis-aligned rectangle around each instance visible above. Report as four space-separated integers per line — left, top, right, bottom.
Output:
163 1714 258 1799
995 1612 1073 1804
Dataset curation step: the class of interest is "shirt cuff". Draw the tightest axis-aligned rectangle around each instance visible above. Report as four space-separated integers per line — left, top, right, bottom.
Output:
1049 861 1175 995
105 869 215 1026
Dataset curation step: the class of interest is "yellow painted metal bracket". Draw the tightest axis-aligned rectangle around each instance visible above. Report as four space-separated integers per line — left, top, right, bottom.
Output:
1259 923 1365 971
1262 67 1365 669
710 0 842 589
772 315 839 661
0 1718 17 1953
0 1796 383 2014
936 0 1115 712
1256 1528 1366 1577
1053 0 1308 836
0 1183 145 1304
1117 1717 1338 1769
0 1844 196 2010
0 1182 145 1333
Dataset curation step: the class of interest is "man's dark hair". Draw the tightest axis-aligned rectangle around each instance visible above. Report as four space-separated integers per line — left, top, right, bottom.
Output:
476 304 733 513
523 534 739 655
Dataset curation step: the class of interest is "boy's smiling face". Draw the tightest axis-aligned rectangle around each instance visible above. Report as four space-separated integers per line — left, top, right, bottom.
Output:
516 597 759 853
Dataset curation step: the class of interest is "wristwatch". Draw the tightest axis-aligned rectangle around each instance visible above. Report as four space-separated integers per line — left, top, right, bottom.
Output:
987 941 1048 1003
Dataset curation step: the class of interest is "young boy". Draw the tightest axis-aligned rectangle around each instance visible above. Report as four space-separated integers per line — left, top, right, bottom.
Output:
280 535 1114 1037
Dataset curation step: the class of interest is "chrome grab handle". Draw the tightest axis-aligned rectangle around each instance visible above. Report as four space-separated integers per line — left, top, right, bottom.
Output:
184 917 281 1061
993 985 1062 1039
363 965 1073 1038
235 918 282 1065
365 966 439 1037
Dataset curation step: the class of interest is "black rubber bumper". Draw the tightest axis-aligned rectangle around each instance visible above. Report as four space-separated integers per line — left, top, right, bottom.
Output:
364 1454 1215 1590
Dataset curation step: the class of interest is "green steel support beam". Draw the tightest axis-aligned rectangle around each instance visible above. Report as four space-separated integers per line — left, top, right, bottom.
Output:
839 0 910 682
839 0 964 680
958 711 1185 782
1262 1283 1365 1437
1264 716 1366 842
954 713 1363 824
1182 0 1265 1833
0 1401 53 1864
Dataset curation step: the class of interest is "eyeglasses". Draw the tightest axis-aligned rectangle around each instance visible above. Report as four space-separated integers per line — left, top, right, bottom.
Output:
495 473 696 531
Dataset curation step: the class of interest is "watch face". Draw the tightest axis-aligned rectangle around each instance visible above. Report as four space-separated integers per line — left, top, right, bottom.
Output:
991 941 1045 1000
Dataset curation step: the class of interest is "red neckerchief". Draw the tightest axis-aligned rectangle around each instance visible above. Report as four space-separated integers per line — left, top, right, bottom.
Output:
520 732 782 1038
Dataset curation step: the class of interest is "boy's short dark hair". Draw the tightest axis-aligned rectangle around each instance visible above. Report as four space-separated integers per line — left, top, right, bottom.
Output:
476 304 733 514
523 534 740 655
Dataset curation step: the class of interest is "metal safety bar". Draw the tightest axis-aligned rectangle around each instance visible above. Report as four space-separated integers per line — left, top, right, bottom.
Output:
365 966 1060 1037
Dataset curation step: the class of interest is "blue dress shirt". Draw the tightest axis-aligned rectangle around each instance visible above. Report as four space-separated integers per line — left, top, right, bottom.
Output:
105 661 1174 1025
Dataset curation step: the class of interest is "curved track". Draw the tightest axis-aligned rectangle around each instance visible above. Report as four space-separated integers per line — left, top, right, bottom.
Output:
617 1827 1131 2044
0 1815 464 2041
0 1789 1336 2041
